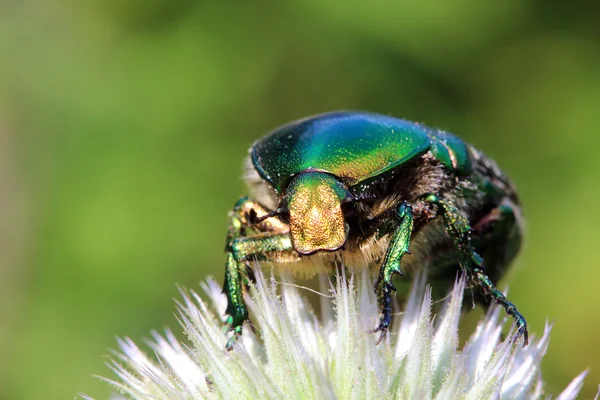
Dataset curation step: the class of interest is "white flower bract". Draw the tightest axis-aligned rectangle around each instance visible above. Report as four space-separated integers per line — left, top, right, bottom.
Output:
91 269 591 400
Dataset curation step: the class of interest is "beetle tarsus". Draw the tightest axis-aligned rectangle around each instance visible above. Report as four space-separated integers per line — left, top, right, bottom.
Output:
515 324 529 348
225 324 243 351
368 284 394 344
471 267 529 347
370 201 414 342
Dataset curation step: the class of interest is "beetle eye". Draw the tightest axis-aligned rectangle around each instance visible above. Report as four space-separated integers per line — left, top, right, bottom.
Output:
245 208 259 225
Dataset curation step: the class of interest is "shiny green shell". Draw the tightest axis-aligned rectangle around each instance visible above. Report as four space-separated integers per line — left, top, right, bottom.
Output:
251 111 472 193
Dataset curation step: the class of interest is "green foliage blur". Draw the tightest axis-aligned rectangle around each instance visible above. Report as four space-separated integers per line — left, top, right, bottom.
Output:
1 1 599 398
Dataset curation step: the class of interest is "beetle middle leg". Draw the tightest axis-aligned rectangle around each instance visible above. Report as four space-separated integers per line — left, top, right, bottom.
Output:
424 194 529 346
370 201 414 343
223 197 291 350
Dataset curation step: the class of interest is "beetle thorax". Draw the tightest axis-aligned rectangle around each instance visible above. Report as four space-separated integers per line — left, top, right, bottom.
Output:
284 172 350 255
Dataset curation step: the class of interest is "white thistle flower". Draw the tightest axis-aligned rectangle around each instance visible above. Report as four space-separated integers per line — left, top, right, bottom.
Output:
87 269 593 400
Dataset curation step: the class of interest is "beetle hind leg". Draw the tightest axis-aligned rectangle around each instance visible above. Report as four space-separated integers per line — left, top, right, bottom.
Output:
425 194 529 346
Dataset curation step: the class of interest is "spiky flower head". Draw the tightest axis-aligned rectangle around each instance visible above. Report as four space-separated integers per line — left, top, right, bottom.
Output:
87 269 592 399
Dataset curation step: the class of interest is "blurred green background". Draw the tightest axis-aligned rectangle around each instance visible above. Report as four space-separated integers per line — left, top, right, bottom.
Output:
1 1 599 398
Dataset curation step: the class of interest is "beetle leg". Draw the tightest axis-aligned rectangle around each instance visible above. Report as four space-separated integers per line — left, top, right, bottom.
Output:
223 254 247 350
223 197 290 350
424 194 529 346
231 233 294 263
225 233 295 349
370 201 414 343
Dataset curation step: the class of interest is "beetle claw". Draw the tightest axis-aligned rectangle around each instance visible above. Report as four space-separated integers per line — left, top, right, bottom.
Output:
368 312 392 344
513 322 529 347
367 323 389 345
224 323 243 351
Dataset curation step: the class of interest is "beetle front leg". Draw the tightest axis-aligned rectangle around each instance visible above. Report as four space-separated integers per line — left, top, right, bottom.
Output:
424 194 529 346
224 233 294 349
223 197 289 350
370 201 414 343
223 253 247 350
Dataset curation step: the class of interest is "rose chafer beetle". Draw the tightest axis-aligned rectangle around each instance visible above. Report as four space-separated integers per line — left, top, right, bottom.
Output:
223 111 528 349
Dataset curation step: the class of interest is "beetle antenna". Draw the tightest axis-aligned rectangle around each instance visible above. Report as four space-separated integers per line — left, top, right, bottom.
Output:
251 209 284 225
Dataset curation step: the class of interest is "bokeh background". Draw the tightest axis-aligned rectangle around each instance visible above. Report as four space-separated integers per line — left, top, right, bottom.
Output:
1 1 599 398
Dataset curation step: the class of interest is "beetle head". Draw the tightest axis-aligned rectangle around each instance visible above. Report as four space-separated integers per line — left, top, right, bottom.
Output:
282 171 352 255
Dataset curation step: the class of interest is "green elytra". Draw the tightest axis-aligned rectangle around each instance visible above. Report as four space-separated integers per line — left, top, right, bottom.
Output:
223 111 527 350
251 111 471 194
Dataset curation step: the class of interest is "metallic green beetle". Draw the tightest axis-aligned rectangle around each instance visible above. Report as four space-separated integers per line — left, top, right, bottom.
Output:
223 111 528 349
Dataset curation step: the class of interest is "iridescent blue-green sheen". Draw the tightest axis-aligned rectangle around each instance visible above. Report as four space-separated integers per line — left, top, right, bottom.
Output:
428 129 472 175
251 111 472 193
